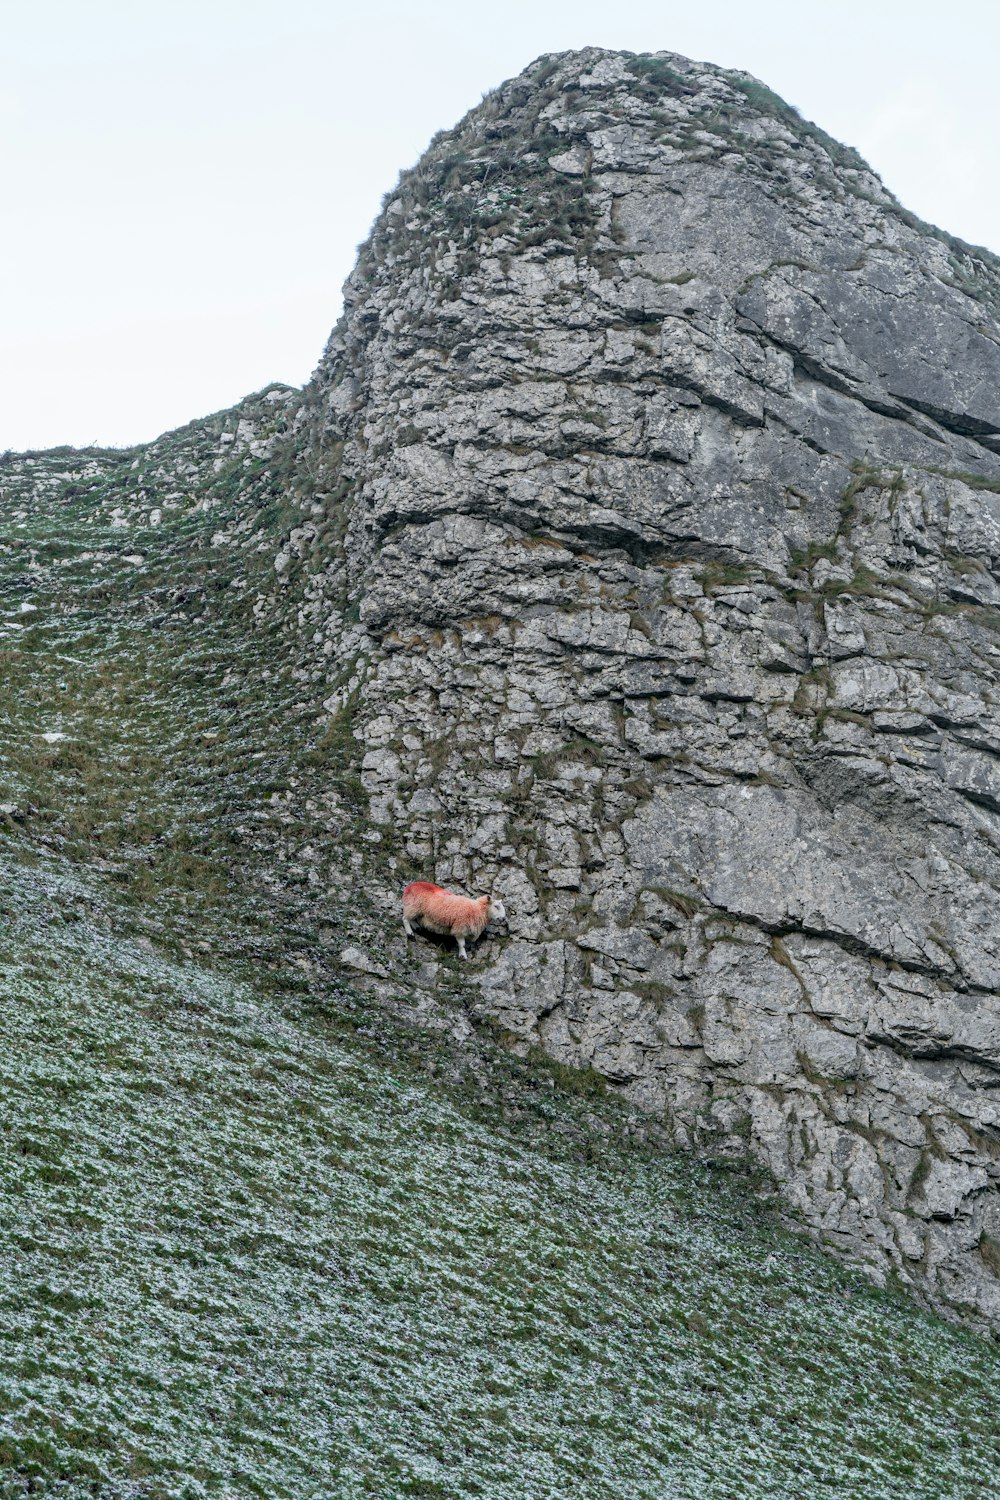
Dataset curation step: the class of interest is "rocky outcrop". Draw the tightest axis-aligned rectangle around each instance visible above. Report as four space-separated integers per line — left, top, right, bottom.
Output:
10 47 1000 1331
295 49 1000 1327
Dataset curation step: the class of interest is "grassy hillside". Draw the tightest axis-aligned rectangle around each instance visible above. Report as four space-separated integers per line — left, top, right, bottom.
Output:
1 424 999 1499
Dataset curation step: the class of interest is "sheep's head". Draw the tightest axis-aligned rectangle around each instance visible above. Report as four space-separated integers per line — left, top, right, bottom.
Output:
487 896 507 922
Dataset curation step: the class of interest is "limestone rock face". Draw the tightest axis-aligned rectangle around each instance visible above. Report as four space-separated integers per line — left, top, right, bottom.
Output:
11 47 1000 1331
294 48 1000 1326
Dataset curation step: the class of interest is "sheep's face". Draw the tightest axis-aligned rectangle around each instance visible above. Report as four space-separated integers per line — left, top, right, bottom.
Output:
488 897 507 923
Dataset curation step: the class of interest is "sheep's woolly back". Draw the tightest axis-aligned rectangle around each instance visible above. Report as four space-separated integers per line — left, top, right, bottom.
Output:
402 882 491 940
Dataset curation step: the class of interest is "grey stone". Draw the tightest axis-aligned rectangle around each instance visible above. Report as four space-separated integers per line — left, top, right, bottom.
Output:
16 46 1000 1331
306 47 1000 1327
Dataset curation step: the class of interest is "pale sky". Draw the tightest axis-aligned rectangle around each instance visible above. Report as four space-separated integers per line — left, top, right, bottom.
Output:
4 0 999 451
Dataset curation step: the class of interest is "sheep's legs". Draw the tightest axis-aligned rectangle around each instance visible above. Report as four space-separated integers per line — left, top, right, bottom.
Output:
402 919 468 957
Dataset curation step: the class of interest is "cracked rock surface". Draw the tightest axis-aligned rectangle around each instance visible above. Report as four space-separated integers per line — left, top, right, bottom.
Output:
9 47 1000 1332
302 48 1000 1326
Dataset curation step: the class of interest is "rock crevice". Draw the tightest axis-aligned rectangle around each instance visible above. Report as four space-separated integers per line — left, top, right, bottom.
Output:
9 46 1000 1331
300 48 1000 1327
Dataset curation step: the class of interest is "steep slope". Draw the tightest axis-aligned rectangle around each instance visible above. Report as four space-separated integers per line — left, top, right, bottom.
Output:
5 413 1000 1496
4 863 1000 1497
6 44 1000 1495
284 47 1000 1328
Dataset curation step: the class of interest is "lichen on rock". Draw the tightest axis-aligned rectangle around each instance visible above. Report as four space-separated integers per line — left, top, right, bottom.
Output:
8 46 1000 1338
306 47 1000 1328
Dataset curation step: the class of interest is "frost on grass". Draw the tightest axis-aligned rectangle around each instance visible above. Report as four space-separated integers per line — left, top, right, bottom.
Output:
0 856 998 1500
1 391 998 1500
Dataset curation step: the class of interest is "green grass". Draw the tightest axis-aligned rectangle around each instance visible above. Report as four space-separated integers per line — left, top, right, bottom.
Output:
926 465 1000 495
720 74 871 178
1 849 1000 1499
2 396 1000 1498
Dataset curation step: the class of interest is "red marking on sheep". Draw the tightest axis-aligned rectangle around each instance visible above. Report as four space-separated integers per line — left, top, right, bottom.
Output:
402 882 505 959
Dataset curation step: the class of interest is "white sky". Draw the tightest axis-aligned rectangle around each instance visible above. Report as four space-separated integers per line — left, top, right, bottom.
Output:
4 0 999 451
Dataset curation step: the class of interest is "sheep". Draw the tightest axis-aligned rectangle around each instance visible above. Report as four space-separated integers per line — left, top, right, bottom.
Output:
402 881 506 960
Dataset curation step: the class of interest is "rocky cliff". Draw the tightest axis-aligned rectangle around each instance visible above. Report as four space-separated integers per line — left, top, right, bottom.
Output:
9 46 1000 1337
300 48 1000 1329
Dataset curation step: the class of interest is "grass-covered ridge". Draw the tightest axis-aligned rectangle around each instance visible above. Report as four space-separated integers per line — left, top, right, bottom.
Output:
2 413 1000 1499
